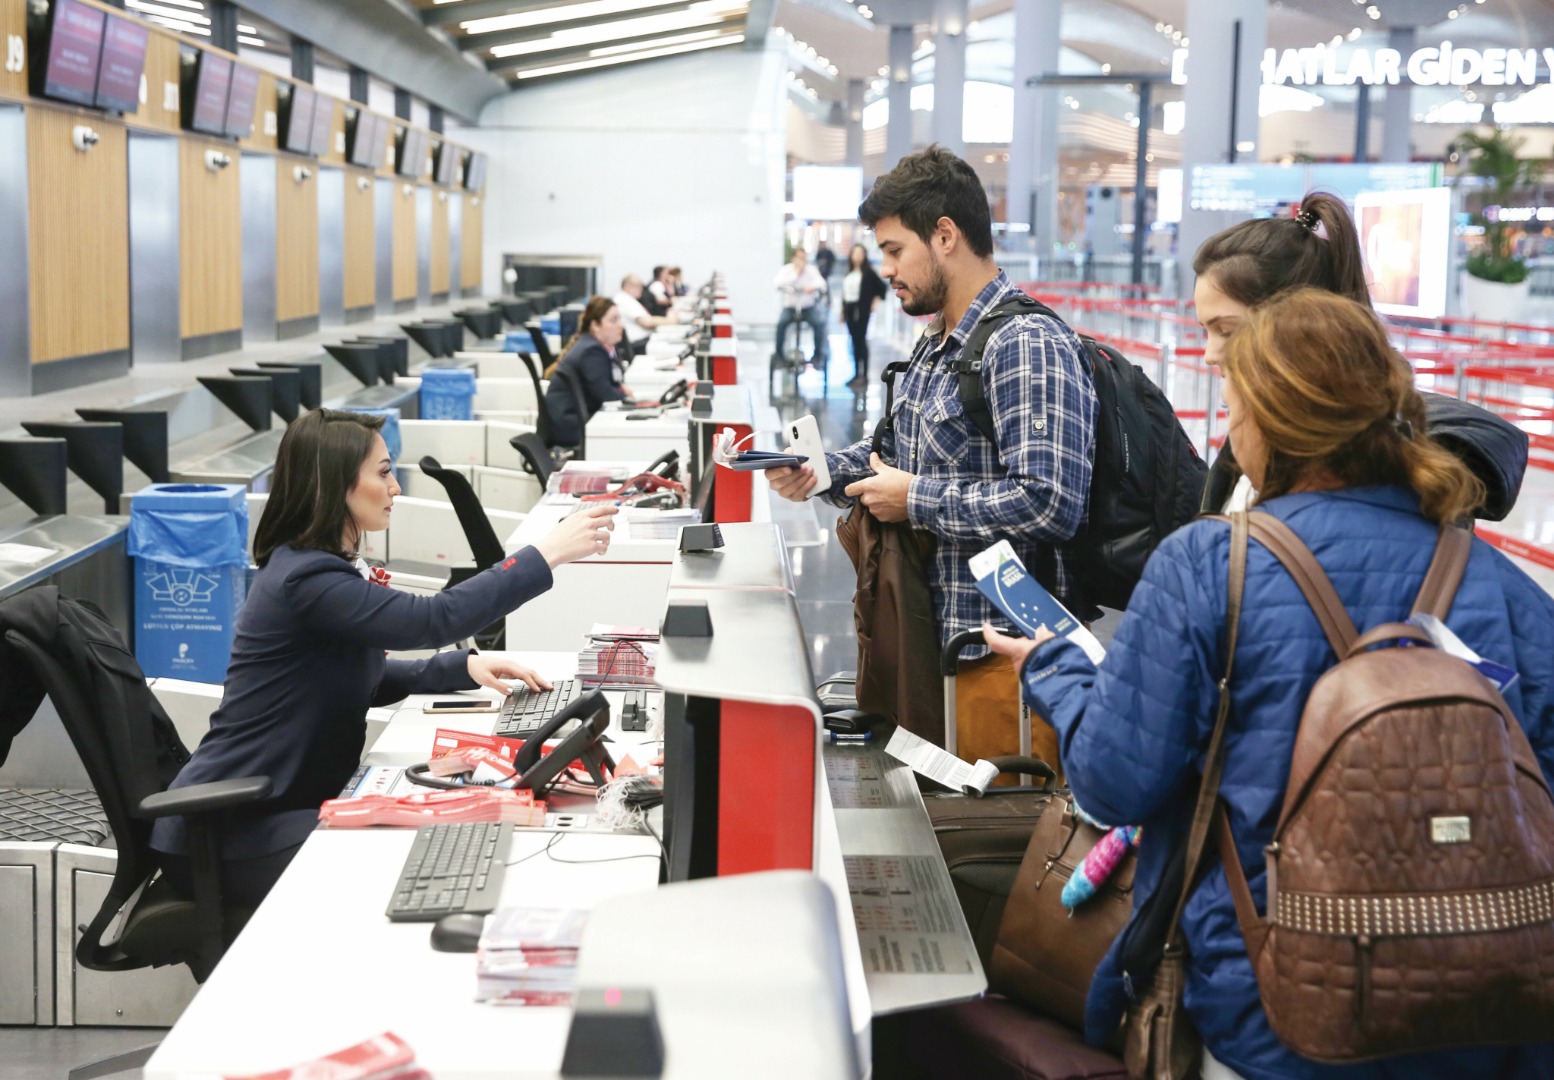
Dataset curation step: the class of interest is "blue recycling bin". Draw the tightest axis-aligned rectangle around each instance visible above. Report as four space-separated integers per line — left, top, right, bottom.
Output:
420 368 477 421
353 407 402 462
127 484 250 684
503 332 530 353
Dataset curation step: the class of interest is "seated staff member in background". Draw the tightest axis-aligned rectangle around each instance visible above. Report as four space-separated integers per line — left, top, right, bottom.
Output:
841 243 888 388
1194 190 1527 517
644 266 673 315
984 290 1554 1080
615 273 681 358
150 409 618 909
545 295 632 448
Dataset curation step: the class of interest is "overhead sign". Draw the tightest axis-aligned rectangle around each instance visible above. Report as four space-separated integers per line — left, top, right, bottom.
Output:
1174 44 1554 88
1263 43 1554 87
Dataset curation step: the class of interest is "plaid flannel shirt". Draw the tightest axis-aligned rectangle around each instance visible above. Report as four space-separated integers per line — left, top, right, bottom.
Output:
824 271 1095 660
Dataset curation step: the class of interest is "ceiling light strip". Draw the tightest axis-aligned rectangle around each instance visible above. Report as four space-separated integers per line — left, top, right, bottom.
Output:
489 10 740 59
127 0 211 24
516 32 742 79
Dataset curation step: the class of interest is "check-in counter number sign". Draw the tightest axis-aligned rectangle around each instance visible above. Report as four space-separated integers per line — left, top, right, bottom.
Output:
5 35 24 74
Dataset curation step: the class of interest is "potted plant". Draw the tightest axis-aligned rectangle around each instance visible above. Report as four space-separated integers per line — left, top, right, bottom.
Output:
1458 126 1540 323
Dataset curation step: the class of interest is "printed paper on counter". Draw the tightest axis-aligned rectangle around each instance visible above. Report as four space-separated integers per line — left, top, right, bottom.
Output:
884 726 1001 797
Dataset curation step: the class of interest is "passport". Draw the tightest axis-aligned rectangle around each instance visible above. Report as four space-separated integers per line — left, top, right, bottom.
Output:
970 540 1106 664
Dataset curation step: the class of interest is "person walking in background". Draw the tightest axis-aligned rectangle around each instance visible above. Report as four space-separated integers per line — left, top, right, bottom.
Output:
814 242 837 282
773 248 830 373
841 243 888 388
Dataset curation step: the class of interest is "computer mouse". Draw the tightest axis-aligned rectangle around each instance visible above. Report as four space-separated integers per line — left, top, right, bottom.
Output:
429 912 486 953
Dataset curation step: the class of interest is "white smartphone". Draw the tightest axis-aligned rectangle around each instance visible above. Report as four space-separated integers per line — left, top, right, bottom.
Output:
787 415 831 498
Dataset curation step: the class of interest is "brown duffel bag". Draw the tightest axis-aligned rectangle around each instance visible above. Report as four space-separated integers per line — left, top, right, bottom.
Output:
989 793 1137 1033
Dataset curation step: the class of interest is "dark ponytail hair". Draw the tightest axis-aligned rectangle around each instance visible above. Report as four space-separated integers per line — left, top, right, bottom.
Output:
560 295 618 359
253 409 386 567
1193 191 1371 309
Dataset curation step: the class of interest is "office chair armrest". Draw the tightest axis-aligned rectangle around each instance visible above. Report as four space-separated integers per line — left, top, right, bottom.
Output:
136 776 273 819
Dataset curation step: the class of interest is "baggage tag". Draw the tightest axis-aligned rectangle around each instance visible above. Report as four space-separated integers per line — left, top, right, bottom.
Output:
1408 614 1519 693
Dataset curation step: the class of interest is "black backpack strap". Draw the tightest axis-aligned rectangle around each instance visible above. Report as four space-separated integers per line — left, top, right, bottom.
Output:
870 358 916 459
949 294 1065 447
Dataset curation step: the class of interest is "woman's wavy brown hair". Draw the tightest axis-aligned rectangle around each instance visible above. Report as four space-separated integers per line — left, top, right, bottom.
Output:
1222 289 1484 524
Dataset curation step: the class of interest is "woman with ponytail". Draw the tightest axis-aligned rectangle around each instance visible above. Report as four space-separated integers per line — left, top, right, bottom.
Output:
544 295 632 447
984 290 1554 1080
1192 191 1527 518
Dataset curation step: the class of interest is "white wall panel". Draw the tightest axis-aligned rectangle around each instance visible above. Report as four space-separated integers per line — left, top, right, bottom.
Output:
460 46 787 327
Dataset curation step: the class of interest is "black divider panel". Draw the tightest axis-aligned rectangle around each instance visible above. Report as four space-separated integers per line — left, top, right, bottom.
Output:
0 438 68 516
457 308 502 339
258 361 322 410
197 376 274 431
350 336 409 377
496 299 530 325
19 422 125 514
231 367 302 423
324 344 382 388
400 323 444 359
76 409 170 484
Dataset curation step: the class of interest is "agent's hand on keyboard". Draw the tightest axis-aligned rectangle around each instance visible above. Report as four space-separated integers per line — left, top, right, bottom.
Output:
468 654 553 696
535 504 619 567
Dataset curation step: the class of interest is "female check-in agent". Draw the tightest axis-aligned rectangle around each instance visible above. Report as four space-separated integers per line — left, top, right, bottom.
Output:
150 409 618 908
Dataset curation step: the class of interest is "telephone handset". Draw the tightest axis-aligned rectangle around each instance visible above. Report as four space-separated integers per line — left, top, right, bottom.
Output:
403 690 615 793
510 690 614 789
658 379 690 406
646 449 681 481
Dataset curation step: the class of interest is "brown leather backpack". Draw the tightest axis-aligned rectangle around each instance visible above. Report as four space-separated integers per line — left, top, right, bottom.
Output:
1221 513 1554 1063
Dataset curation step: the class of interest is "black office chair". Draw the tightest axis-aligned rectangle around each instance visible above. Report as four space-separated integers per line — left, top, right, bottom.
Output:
0 587 270 1080
525 320 557 369
509 431 555 488
416 456 507 649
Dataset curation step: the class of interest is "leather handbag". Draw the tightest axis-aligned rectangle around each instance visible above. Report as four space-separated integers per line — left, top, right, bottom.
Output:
989 792 1137 1032
1120 511 1248 1080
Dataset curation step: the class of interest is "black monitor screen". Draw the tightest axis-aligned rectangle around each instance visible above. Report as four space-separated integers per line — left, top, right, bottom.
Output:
43 0 105 108
346 111 370 167
397 127 425 178
93 13 147 114
308 95 334 157
464 152 487 192
435 142 460 186
224 62 260 139
282 84 315 155
369 115 391 172
188 52 232 136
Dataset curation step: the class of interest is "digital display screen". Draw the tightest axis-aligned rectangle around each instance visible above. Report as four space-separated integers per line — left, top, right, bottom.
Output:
309 95 334 157
224 63 261 139
791 165 863 221
1355 187 1451 320
283 84 315 155
464 152 487 192
369 115 391 171
348 112 376 168
44 0 106 108
189 52 232 136
436 142 460 186
93 14 147 114
397 127 425 178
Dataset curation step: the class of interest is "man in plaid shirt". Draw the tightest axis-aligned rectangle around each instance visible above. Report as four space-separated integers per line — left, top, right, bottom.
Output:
770 146 1095 769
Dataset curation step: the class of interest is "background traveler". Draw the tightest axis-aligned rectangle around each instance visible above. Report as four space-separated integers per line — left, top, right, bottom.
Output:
841 243 888 388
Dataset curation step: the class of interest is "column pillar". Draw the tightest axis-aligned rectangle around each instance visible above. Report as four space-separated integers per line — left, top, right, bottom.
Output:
931 0 968 155
1381 27 1416 163
1178 0 1266 293
1008 0 1061 255
845 78 865 168
886 25 915 168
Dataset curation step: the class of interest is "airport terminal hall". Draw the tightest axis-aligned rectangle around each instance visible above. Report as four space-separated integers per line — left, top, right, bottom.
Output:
14 0 1554 1077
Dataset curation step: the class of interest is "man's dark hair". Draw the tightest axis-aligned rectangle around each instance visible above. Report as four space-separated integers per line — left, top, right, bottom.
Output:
253 409 386 567
858 145 993 258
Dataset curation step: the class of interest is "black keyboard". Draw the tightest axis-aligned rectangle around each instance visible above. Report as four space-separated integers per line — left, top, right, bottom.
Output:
384 821 512 922
495 678 584 737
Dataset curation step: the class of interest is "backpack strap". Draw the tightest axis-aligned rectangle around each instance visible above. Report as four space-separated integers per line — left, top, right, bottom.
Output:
1161 511 1249 951
1410 524 1473 621
949 294 1062 448
1243 512 1358 658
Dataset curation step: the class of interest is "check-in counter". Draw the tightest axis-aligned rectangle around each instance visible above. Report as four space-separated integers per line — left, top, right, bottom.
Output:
585 405 691 464
688 385 755 522
169 430 285 491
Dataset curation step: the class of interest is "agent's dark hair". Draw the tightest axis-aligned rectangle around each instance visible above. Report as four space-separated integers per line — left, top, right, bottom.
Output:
253 409 386 568
1193 190 1371 308
858 144 993 258
561 295 617 360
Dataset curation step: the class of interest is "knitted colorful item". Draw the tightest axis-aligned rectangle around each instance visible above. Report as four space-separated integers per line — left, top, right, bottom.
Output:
1060 802 1141 911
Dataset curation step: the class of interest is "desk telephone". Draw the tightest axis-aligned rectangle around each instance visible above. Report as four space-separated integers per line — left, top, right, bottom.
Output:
657 379 690 407
406 690 616 794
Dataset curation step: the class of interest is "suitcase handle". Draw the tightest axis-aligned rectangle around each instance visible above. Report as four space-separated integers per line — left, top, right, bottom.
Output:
986 755 1058 790
941 627 1014 676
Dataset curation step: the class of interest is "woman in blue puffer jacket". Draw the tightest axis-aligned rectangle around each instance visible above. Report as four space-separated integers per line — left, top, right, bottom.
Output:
985 290 1554 1080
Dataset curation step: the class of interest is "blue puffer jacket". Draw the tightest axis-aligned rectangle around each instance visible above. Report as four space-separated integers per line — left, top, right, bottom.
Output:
1020 485 1554 1080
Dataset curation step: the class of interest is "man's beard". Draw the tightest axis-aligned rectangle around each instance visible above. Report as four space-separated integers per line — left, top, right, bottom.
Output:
898 250 949 317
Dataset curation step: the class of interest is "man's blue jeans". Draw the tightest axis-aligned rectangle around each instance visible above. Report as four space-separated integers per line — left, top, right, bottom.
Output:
776 303 829 368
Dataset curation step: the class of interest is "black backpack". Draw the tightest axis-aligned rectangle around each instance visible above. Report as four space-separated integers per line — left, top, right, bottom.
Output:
952 295 1206 610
